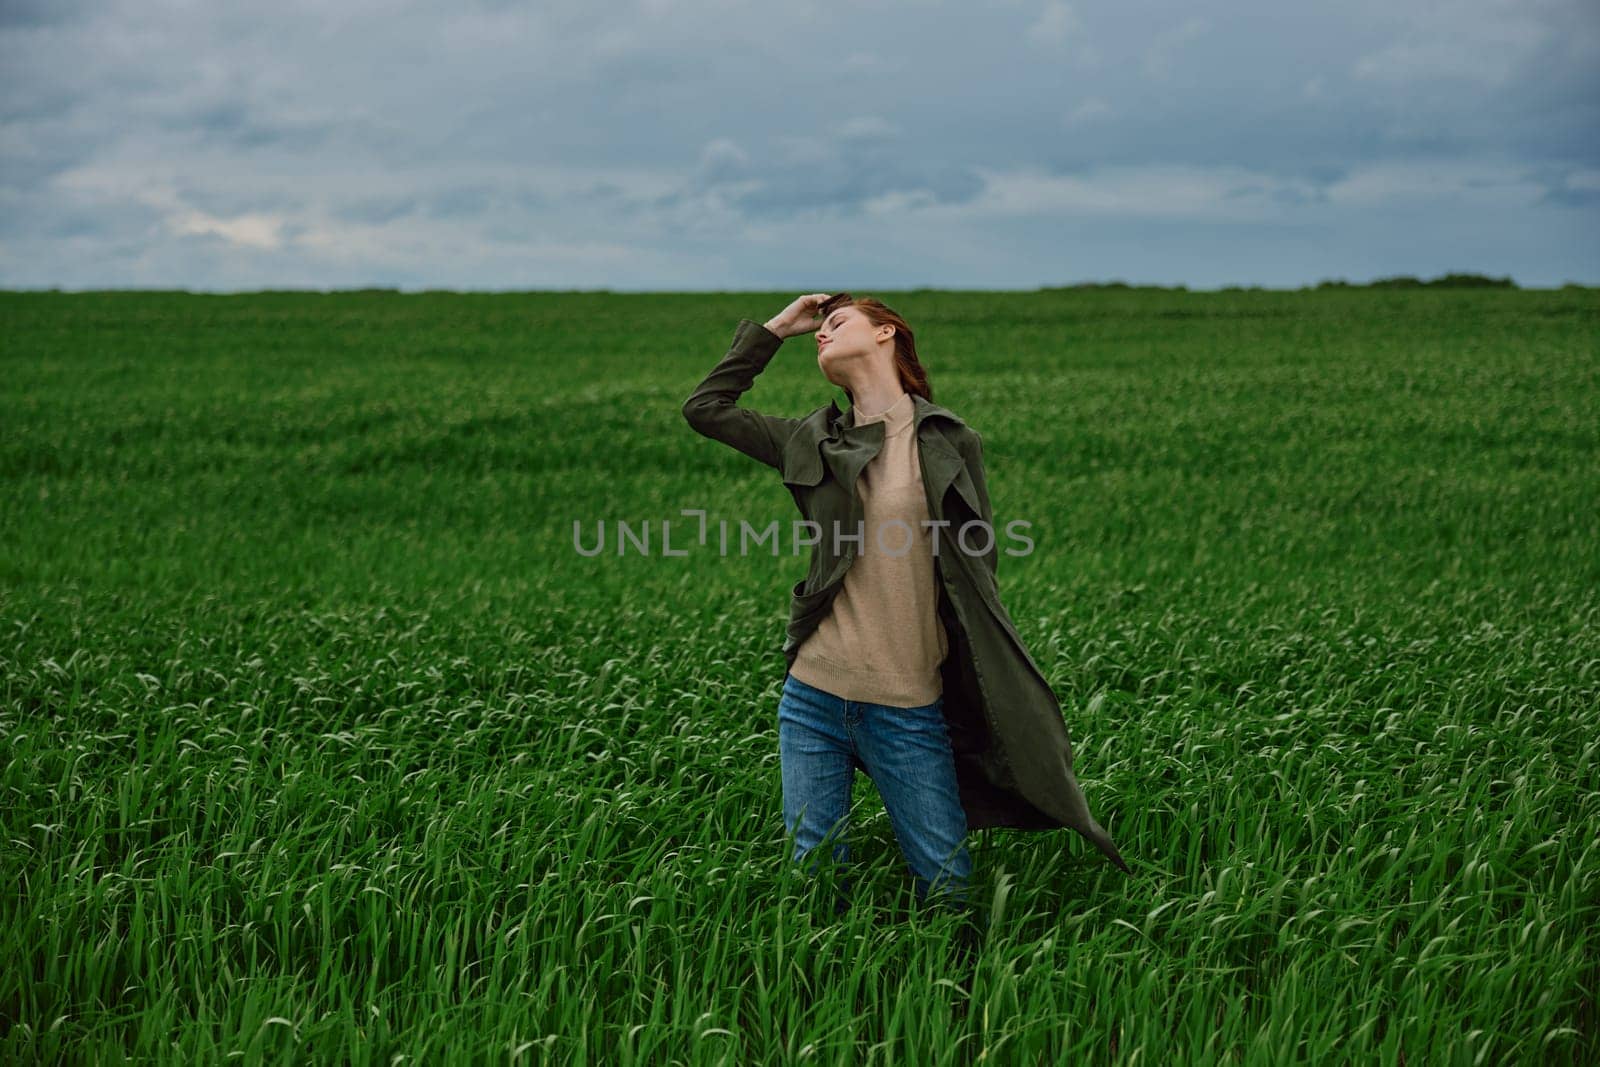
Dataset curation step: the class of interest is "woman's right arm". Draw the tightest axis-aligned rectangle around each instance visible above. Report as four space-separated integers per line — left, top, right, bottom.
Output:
681 297 828 470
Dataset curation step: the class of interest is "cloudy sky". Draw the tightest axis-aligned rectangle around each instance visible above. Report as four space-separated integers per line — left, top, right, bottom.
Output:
2 0 1596 291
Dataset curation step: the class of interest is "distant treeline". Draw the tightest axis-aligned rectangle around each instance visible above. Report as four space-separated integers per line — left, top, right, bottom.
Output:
1043 272 1599 292
1309 272 1518 289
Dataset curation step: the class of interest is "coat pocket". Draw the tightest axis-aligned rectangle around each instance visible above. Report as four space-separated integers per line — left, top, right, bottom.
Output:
780 434 826 487
789 575 835 612
785 577 839 647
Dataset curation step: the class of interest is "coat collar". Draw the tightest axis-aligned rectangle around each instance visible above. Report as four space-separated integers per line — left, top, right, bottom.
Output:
823 392 966 437
782 393 971 508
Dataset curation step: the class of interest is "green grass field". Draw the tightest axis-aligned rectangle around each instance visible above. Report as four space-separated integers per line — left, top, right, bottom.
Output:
3 287 1597 1064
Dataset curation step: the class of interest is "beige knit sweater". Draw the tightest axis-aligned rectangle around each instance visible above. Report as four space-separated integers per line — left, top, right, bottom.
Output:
787 391 950 708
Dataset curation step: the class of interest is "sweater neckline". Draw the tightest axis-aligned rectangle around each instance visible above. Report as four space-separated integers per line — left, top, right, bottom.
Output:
851 391 914 437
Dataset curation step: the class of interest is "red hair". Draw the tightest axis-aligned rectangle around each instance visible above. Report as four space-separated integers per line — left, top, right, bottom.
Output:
818 293 933 403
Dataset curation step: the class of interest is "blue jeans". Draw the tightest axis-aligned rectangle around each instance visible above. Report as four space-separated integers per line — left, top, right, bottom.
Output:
778 671 973 908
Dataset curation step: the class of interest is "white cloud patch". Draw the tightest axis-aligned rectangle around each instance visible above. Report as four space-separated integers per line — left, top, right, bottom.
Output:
1025 1 1099 68
169 209 286 250
1349 0 1560 89
1027 2 1080 47
837 115 900 141
1140 16 1209 81
1065 96 1112 125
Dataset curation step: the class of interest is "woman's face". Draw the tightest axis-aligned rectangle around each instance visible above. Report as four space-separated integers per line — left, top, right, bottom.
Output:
815 306 869 382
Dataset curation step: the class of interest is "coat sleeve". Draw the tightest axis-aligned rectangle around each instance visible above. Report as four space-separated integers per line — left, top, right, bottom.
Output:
960 429 1000 580
681 318 801 471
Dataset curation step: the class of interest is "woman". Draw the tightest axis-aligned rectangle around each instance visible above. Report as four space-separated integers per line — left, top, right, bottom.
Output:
682 293 1130 940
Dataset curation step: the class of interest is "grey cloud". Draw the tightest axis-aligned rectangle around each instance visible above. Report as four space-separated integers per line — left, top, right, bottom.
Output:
0 82 80 122
335 194 421 225
1269 186 1329 207
149 92 421 169
0 144 75 191
696 139 749 186
171 98 344 153
334 185 552 226
0 186 163 241
1 0 1596 289
668 123 986 221
0 116 105 188
1538 186 1600 209
724 159 986 219
1296 163 1348 188
645 158 978 223
1219 182 1329 207
920 165 987 205
167 179 305 220
421 184 498 219
1525 165 1600 209
0 0 98 29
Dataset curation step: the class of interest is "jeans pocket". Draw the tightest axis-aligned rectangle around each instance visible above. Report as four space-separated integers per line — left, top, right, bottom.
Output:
781 672 836 718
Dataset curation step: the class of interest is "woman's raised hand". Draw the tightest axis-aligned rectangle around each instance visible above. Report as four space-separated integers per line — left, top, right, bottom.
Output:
763 294 832 340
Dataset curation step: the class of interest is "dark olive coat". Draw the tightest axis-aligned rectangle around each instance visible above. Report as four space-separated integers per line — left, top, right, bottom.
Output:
682 318 1129 874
